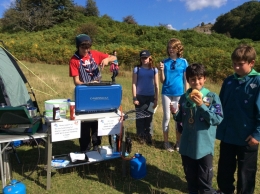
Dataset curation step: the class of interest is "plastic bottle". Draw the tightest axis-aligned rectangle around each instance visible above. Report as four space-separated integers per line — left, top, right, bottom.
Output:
112 135 117 152
66 99 71 119
69 102 75 120
53 104 60 120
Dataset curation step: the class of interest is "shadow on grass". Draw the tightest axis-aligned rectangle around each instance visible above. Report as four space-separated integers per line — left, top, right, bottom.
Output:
7 137 187 193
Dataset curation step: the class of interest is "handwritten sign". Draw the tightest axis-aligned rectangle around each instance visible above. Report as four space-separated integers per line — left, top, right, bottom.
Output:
51 120 81 142
98 117 121 136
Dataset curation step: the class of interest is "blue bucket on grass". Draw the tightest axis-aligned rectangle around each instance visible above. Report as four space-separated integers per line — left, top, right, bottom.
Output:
130 153 146 179
3 180 26 194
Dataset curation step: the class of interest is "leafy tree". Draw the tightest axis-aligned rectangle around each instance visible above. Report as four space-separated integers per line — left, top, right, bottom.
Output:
50 0 75 23
74 5 85 14
123 15 137 25
212 1 260 40
1 0 75 32
101 14 113 20
75 22 98 42
84 0 99 17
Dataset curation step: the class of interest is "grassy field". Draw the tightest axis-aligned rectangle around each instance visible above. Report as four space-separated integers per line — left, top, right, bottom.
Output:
2 61 260 194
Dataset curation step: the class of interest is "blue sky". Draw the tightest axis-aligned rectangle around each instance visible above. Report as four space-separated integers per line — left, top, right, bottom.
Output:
0 0 252 30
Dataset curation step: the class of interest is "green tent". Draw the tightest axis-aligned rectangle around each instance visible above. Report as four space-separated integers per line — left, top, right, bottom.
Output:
0 45 33 107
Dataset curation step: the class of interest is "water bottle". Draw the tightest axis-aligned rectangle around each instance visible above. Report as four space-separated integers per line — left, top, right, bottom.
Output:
112 134 117 152
66 99 71 119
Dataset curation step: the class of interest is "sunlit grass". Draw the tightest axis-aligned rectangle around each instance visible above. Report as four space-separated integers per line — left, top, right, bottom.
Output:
2 62 259 194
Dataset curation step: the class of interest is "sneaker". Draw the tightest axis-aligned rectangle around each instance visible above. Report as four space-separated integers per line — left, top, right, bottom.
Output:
137 136 145 144
174 141 180 151
164 142 174 152
146 134 152 145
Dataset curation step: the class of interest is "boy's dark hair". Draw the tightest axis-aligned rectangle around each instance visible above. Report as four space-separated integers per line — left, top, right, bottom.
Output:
186 63 207 81
231 45 256 62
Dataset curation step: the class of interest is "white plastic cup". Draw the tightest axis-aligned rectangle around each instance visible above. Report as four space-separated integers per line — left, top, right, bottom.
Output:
170 101 178 112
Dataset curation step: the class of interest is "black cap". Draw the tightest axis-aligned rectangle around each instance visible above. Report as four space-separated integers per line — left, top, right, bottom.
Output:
75 34 91 47
140 50 151 58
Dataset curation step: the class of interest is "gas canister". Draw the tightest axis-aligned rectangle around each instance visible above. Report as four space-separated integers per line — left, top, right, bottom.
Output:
130 153 147 179
3 180 26 194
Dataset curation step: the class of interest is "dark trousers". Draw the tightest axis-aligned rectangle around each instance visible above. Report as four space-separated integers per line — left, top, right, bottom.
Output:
181 154 215 194
79 121 102 151
217 141 259 194
135 95 154 137
111 70 118 81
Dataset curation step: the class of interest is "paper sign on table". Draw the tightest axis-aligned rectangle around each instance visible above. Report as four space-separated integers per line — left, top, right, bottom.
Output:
98 117 121 136
51 120 81 142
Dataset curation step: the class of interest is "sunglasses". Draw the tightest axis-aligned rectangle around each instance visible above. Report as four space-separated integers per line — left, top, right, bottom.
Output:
171 61 176 70
79 44 89 49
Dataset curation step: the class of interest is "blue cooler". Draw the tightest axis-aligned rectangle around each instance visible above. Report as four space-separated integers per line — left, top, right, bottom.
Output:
75 82 122 114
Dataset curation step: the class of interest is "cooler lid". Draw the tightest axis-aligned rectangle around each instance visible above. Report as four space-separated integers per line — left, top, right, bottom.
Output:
0 106 33 125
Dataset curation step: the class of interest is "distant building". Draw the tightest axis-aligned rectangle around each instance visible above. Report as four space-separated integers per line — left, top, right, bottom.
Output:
193 24 213 34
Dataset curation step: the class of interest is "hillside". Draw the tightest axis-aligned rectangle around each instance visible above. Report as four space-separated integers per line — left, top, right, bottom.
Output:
212 1 260 40
0 14 260 82
193 24 213 35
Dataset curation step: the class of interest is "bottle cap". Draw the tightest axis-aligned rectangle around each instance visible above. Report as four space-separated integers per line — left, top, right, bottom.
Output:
67 99 71 102
69 102 75 105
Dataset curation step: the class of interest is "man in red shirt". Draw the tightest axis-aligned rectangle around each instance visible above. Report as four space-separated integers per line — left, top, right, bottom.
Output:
69 34 116 151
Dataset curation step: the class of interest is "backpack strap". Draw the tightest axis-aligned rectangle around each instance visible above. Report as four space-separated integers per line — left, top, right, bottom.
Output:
136 66 155 76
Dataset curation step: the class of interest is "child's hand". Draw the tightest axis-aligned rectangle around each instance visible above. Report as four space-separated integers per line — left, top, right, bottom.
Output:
190 95 203 106
245 135 259 146
133 100 139 106
153 100 158 109
100 58 109 69
170 102 178 114
159 62 164 71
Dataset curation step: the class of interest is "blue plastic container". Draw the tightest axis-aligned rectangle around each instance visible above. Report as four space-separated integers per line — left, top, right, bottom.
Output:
130 153 147 179
3 180 26 194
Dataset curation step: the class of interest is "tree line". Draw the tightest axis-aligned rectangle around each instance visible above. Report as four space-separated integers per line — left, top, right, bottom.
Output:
0 0 137 32
0 0 259 82
212 1 260 41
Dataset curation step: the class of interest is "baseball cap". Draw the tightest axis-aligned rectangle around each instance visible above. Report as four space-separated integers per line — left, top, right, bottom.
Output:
140 50 151 58
75 34 91 47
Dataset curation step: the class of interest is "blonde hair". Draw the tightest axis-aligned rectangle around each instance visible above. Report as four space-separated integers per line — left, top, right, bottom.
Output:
167 38 184 57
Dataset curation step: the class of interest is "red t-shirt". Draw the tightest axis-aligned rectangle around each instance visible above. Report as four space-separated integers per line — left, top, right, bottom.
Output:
69 50 109 77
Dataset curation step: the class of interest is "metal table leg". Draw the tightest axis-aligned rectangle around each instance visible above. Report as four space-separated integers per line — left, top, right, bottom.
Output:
0 143 5 188
121 126 126 177
46 127 52 190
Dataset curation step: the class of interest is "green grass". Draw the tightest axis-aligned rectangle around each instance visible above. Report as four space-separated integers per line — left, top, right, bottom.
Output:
2 62 260 194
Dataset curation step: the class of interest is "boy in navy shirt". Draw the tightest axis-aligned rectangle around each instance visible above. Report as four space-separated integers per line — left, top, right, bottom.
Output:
216 45 260 194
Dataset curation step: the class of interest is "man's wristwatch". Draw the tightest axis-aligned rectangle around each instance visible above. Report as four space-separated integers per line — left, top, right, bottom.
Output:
133 97 137 101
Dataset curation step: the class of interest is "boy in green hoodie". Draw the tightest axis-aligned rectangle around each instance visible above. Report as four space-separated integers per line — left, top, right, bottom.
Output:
171 63 223 194
216 45 260 194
